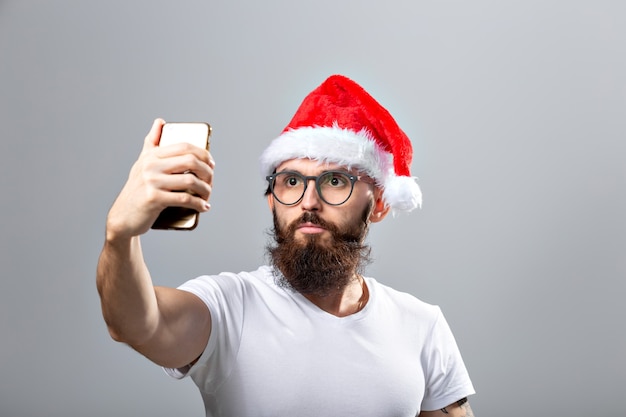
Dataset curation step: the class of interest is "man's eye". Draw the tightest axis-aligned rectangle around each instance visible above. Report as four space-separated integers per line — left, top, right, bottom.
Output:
282 175 302 187
321 173 349 187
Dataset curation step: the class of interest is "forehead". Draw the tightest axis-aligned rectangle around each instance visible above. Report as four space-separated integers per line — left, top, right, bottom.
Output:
275 158 353 174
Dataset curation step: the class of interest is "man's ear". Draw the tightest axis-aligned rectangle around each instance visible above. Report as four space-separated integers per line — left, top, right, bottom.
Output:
369 191 390 223
267 193 275 211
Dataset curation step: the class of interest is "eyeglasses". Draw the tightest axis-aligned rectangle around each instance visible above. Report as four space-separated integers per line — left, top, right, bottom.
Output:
266 171 373 206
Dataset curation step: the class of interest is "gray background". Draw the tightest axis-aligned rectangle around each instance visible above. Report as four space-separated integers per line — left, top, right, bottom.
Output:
1 1 624 416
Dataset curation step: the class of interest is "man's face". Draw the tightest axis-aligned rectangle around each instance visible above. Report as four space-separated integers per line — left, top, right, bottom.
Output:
268 159 380 243
266 159 388 296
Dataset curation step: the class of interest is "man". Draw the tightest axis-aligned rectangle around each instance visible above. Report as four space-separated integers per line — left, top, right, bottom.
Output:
97 74 476 416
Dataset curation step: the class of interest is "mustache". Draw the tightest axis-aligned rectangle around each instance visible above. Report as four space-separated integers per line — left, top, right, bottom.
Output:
273 211 339 245
298 212 331 228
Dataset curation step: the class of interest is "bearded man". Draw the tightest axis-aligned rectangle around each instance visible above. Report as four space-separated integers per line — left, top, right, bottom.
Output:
97 75 476 416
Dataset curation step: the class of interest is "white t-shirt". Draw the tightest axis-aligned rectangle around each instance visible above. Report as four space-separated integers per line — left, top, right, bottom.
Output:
165 266 475 416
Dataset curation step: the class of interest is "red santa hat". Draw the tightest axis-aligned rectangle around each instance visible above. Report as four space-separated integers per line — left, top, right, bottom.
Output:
260 74 422 213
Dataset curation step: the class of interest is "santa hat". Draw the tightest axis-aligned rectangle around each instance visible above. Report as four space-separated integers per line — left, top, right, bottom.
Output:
259 74 422 213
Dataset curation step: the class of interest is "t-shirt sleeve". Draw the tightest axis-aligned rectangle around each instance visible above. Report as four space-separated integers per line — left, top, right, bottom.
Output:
163 273 246 391
420 307 475 411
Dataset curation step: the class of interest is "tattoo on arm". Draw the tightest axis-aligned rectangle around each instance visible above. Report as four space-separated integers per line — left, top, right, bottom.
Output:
440 398 474 416
462 402 474 417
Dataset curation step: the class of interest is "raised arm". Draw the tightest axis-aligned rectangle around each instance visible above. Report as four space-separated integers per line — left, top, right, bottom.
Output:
96 119 214 368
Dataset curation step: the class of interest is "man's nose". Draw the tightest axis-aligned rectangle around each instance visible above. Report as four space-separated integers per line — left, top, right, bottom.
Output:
300 179 322 210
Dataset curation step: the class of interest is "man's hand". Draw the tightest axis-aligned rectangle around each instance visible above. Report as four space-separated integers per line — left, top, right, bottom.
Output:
105 118 215 241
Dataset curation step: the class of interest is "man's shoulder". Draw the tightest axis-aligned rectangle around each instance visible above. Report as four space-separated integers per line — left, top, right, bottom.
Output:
367 277 441 317
214 265 273 281
175 266 280 313
176 265 274 294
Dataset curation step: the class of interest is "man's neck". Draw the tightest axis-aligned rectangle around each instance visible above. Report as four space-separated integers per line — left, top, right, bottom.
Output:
303 275 369 317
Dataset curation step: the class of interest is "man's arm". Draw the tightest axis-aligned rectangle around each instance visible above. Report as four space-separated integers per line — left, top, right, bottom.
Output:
97 236 211 368
96 118 214 368
419 399 475 417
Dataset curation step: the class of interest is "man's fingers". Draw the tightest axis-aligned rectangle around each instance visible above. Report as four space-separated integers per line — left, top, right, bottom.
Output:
143 118 166 151
145 151 214 186
155 141 212 165
151 188 211 213
155 173 213 201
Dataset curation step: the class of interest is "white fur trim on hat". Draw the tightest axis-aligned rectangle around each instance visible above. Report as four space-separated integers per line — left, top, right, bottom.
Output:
259 124 422 213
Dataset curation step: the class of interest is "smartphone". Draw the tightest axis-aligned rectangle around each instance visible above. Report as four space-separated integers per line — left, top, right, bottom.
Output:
151 122 212 230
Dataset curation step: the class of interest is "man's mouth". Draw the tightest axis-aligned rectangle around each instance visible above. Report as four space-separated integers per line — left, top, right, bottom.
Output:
297 222 326 234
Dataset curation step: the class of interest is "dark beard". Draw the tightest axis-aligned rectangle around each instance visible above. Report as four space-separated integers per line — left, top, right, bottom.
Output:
266 206 372 297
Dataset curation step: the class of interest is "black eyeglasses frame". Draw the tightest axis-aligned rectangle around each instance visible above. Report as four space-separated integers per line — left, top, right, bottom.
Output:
265 170 373 206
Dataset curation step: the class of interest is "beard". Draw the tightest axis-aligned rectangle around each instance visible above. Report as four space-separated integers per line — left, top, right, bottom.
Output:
266 205 372 297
